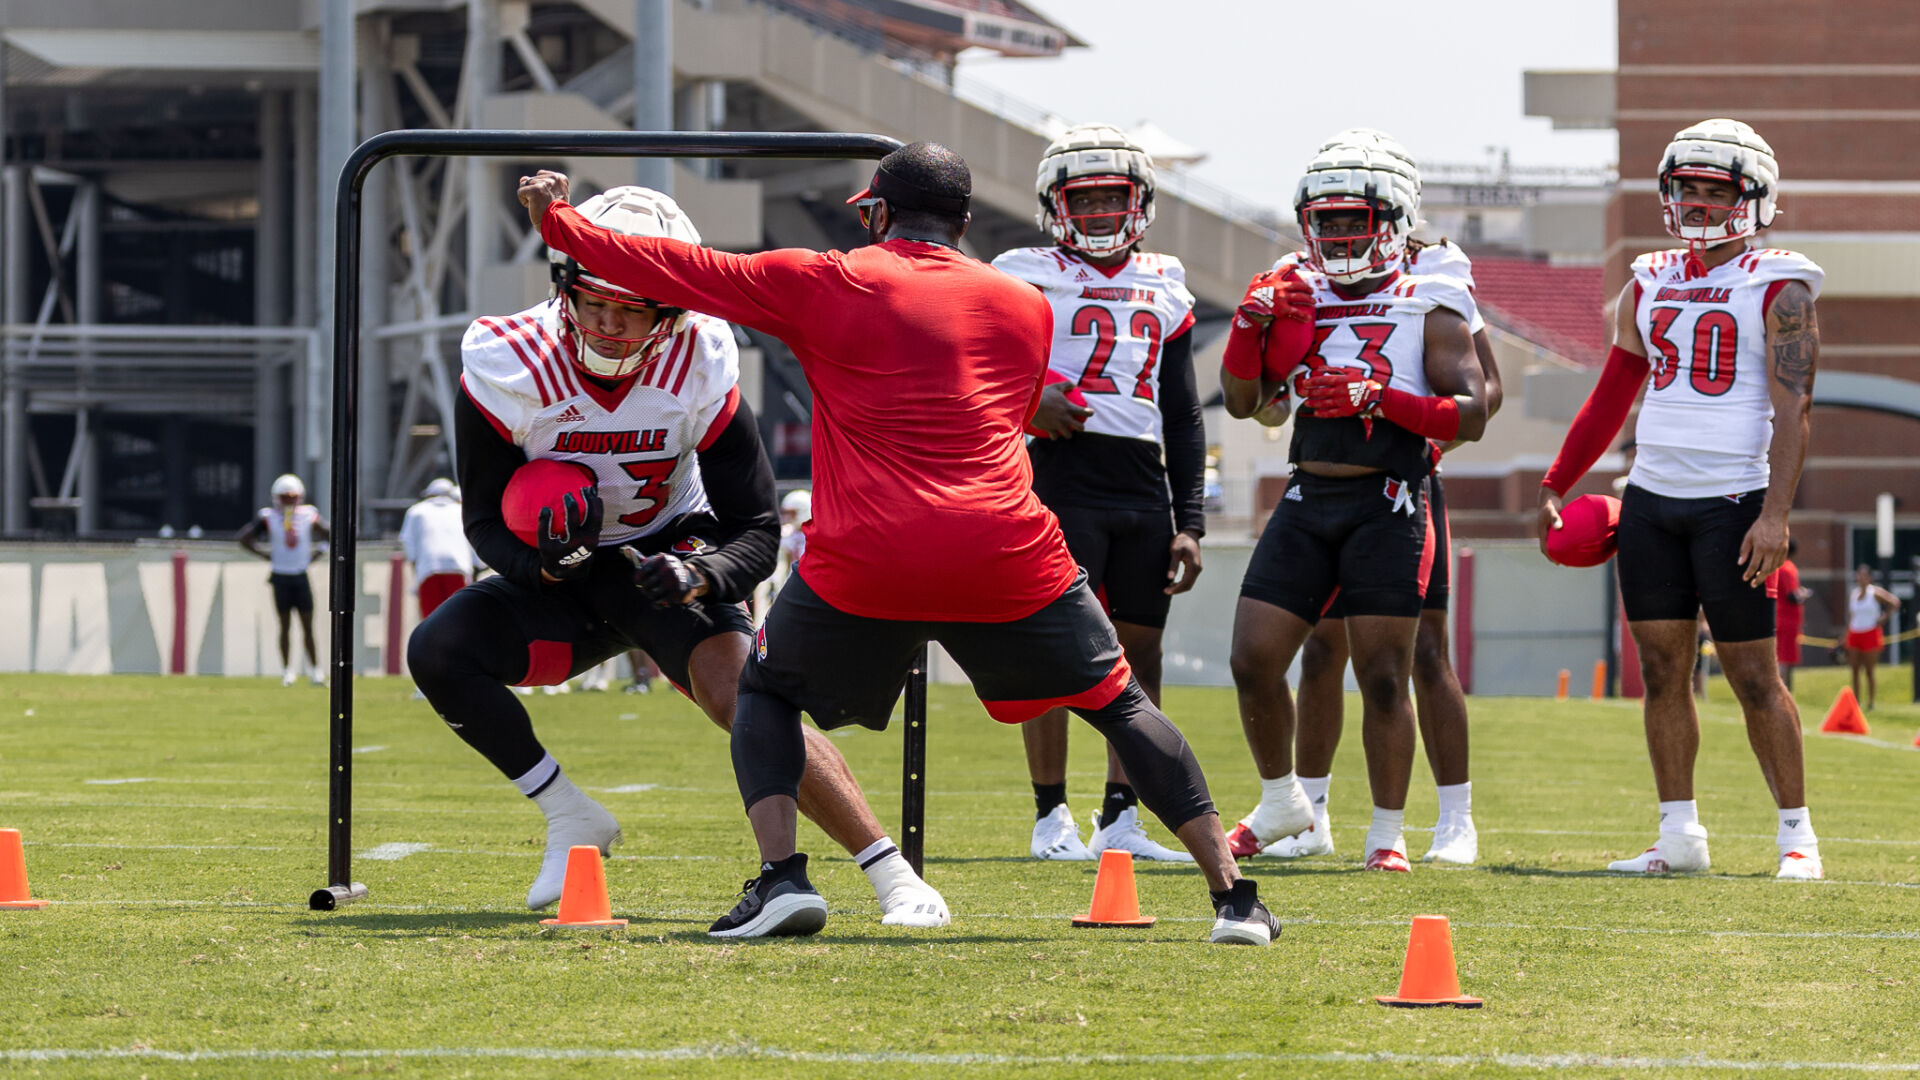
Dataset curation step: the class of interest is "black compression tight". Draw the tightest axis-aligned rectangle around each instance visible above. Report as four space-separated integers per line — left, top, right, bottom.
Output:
408 589 548 781
1072 679 1215 833
730 690 808 809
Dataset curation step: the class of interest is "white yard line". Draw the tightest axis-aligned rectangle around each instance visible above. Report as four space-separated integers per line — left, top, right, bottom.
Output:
3 1045 1918 1071
358 842 433 861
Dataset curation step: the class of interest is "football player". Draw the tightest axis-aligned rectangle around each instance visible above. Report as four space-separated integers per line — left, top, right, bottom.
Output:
992 124 1206 864
408 186 947 923
236 473 331 686
1538 119 1824 879
1249 131 1503 867
1220 133 1490 873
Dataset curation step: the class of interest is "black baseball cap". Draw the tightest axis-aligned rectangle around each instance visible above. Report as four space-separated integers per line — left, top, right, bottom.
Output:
846 142 972 215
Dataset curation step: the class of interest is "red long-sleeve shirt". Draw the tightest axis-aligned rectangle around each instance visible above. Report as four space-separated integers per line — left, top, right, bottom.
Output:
541 203 1079 622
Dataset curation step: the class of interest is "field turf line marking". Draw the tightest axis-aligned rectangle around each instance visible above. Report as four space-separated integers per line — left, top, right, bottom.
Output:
82 778 160 785
359 842 433 861
7 1046 1920 1071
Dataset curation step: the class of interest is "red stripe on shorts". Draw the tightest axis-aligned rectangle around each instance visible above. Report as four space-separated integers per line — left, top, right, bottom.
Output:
979 655 1134 725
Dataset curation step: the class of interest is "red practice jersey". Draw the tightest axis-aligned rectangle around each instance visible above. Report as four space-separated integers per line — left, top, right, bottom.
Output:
541 205 1080 622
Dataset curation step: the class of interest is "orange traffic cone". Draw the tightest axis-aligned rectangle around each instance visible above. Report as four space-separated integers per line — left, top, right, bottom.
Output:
1555 669 1570 701
1071 849 1155 927
0 828 49 910
538 846 626 928
1821 687 1870 735
1911 729 1920 748
1375 914 1482 1008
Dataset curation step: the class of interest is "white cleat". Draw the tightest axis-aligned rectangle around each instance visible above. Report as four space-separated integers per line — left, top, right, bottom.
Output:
1422 816 1479 865
1261 816 1334 858
1227 780 1316 856
1030 803 1095 861
1088 806 1195 863
1606 823 1710 874
1777 849 1823 880
526 799 623 910
281 668 298 687
309 666 327 687
878 879 951 927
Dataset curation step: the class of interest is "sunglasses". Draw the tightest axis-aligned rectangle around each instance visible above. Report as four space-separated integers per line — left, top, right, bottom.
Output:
854 197 884 229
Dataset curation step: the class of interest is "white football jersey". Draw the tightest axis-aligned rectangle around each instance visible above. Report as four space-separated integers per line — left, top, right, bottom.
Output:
1273 242 1484 334
258 504 323 574
992 247 1197 443
460 299 742 546
1272 269 1477 404
400 495 474 578
1627 247 1824 498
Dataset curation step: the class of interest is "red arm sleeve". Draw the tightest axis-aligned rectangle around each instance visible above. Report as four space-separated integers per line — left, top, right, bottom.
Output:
1541 345 1650 496
1221 317 1267 381
1376 387 1461 441
540 202 824 341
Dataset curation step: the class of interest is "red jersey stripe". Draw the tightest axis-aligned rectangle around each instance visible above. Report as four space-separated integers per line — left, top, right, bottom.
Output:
668 331 697 395
697 385 741 451
479 316 555 406
459 373 515 441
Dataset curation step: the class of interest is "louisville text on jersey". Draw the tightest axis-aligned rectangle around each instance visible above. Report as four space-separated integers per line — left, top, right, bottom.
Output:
1077 286 1157 303
551 428 670 455
1653 285 1734 304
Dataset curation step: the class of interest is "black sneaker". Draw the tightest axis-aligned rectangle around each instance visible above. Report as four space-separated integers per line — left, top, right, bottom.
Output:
707 853 829 939
1209 878 1280 945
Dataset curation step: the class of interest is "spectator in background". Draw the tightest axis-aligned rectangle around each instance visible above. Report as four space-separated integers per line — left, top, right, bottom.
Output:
1769 540 1811 690
1845 564 1900 710
236 473 330 687
401 478 474 698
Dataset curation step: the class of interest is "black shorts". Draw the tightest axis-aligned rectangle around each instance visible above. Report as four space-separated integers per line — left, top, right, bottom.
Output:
462 555 751 691
742 569 1128 731
1321 474 1450 620
1617 484 1774 642
269 572 313 617
1051 504 1174 629
1240 471 1432 623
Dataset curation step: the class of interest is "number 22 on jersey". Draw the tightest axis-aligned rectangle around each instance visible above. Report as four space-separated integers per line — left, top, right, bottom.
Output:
1070 305 1161 402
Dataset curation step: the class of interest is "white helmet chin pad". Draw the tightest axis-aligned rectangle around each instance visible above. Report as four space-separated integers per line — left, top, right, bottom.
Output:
1036 123 1157 255
1658 118 1778 248
1295 135 1421 284
549 186 702 379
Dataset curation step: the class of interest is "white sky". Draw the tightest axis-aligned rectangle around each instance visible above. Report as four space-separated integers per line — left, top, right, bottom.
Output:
956 0 1619 212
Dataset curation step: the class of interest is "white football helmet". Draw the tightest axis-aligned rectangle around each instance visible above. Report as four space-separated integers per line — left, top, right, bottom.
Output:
1295 133 1422 285
425 477 456 499
1035 123 1156 256
270 473 305 505
1658 118 1778 249
549 185 703 380
780 489 812 521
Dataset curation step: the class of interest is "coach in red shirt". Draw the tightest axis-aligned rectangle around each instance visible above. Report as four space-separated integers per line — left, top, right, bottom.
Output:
521 144 1273 944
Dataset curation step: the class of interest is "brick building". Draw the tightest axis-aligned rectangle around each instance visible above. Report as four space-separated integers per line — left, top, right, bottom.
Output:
1519 0 1920 642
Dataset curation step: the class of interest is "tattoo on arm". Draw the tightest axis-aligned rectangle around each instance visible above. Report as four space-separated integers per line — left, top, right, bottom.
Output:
1769 283 1818 396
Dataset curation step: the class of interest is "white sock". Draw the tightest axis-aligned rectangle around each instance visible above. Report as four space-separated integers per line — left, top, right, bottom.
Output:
1298 775 1331 818
1777 807 1817 853
1658 799 1699 833
1260 772 1301 806
1364 806 1405 854
1436 782 1471 825
513 754 563 800
856 837 919 898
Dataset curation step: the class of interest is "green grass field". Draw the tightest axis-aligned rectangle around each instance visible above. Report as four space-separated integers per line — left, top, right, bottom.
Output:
2 667 1917 1078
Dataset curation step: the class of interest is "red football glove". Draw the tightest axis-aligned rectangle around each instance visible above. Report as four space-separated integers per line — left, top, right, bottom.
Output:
1302 367 1383 418
1233 268 1314 328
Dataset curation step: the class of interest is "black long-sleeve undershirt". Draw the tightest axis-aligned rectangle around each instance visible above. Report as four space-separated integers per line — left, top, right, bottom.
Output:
454 390 778 600
1026 329 1206 538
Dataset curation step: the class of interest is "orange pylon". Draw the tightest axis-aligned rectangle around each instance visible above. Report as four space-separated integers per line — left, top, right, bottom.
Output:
0 829 48 910
1072 849 1155 927
1821 687 1870 736
1375 914 1482 1008
1590 659 1607 700
1555 669 1570 701
539 846 626 928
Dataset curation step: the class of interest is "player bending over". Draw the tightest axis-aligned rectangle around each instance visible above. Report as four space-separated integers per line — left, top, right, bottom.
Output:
1220 132 1489 873
526 143 1280 944
1250 130 1503 867
993 124 1207 864
408 186 946 923
1538 119 1824 879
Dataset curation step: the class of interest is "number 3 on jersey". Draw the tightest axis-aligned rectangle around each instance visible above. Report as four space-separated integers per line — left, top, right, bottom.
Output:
617 458 674 528
1070 305 1162 402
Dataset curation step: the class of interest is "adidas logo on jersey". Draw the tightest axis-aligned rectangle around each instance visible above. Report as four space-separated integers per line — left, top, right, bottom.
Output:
1073 268 1092 282
555 404 586 423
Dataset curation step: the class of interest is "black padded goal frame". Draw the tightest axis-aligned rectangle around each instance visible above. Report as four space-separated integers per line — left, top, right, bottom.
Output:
312 129 918 911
